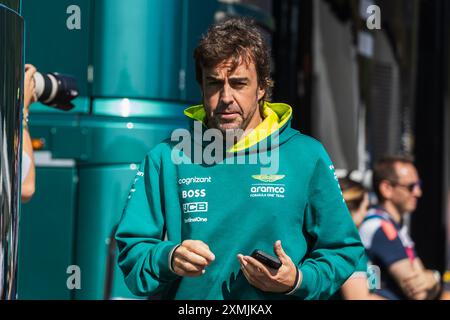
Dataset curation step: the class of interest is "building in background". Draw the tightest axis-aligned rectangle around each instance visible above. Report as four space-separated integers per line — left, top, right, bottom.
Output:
272 0 449 290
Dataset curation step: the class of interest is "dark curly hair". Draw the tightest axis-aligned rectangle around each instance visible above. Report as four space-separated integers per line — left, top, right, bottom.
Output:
193 18 274 102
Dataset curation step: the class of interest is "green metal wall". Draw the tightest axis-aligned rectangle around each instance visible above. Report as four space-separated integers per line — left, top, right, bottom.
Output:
93 0 184 100
22 0 91 113
18 166 77 300
0 0 24 300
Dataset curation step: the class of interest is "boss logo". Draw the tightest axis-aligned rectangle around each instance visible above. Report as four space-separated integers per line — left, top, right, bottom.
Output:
182 189 206 199
183 202 208 214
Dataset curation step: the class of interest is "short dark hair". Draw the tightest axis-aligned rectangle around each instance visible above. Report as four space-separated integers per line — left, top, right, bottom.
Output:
372 155 415 201
193 18 274 101
339 177 367 212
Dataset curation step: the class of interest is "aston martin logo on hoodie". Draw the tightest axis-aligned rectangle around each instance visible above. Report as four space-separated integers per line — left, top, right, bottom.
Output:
250 175 286 199
251 175 285 183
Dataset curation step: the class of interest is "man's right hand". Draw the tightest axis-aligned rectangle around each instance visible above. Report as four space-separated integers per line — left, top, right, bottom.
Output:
172 240 215 277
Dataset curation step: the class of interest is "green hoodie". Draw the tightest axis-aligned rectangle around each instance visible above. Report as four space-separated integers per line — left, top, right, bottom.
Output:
115 102 364 300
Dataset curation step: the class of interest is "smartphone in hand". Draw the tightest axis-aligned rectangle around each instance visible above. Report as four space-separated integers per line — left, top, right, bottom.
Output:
251 249 282 269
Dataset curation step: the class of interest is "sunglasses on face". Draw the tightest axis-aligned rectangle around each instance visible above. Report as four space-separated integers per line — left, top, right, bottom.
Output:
389 180 422 192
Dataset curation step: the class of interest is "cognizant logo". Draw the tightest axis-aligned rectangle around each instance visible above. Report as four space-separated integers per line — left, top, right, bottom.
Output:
178 176 212 186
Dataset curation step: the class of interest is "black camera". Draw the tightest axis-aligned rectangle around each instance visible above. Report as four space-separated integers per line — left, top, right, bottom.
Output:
33 72 78 111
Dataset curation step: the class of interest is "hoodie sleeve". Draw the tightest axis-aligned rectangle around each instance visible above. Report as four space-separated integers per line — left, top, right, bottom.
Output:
292 145 364 300
115 154 180 297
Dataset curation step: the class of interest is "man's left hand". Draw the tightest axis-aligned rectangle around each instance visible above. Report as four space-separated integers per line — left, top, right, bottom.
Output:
237 240 299 293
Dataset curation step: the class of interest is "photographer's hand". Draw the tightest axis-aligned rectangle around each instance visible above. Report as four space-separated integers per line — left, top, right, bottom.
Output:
24 64 37 115
238 240 300 293
172 240 215 277
21 64 37 202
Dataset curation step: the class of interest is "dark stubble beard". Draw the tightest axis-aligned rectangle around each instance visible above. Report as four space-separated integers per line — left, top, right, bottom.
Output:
205 94 261 142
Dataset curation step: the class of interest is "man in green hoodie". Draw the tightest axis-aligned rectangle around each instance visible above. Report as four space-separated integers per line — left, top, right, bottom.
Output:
115 18 364 300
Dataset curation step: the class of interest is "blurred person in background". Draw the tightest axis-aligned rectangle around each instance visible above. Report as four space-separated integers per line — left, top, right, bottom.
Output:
359 156 442 300
21 63 37 202
337 177 385 300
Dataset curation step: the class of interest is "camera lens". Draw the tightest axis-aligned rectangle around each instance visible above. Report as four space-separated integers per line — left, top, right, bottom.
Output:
33 72 78 111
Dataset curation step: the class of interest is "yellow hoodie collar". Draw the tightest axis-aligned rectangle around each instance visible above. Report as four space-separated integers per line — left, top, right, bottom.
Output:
183 102 292 152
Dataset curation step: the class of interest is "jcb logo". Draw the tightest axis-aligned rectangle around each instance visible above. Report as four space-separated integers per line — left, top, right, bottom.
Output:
182 189 206 199
183 202 208 214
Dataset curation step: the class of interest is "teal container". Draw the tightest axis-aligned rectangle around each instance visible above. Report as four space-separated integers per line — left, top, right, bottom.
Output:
22 0 91 97
74 164 141 299
18 166 78 300
92 0 184 100
19 101 188 300
18 114 80 300
73 99 188 299
0 0 24 300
